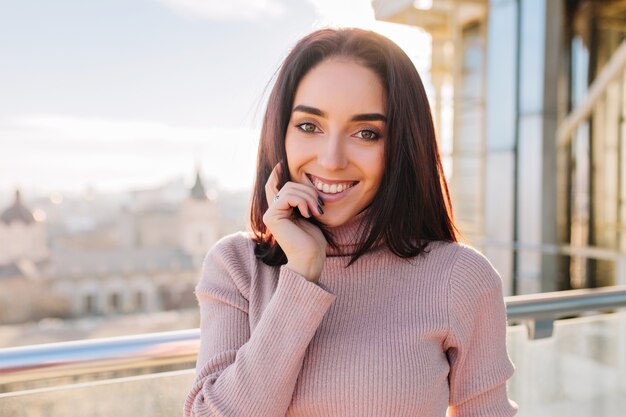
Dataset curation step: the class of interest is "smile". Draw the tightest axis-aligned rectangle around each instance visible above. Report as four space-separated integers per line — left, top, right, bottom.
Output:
306 174 358 196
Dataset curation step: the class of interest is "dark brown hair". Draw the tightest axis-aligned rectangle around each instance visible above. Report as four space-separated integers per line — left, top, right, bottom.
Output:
250 28 457 266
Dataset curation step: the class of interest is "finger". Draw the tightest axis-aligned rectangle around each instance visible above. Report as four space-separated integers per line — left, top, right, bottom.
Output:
274 187 322 217
264 162 282 203
265 199 312 229
280 181 323 207
271 189 315 218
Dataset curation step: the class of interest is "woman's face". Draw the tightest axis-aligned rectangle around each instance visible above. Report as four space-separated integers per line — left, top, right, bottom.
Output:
285 58 386 227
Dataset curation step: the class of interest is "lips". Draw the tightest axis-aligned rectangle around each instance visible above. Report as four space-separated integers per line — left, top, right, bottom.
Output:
307 174 356 191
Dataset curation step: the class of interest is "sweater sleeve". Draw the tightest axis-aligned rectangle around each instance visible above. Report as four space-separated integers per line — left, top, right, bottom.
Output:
184 234 337 417
444 246 518 417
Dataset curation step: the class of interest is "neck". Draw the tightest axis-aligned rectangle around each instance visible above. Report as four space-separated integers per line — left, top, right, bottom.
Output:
325 208 379 256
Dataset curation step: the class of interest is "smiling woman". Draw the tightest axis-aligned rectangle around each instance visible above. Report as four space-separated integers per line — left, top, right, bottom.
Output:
285 58 386 227
184 28 518 417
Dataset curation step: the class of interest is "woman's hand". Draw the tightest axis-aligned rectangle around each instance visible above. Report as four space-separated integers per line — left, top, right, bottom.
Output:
263 162 326 283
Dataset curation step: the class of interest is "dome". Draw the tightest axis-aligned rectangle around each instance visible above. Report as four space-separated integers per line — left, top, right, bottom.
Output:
1 190 35 225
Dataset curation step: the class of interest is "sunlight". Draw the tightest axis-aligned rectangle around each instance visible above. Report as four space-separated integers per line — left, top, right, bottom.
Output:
307 0 432 85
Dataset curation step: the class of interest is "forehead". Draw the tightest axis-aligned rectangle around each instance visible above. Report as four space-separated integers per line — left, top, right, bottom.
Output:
293 58 386 115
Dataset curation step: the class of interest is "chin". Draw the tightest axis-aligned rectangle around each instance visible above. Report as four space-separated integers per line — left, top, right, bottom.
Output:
320 219 343 228
319 211 352 228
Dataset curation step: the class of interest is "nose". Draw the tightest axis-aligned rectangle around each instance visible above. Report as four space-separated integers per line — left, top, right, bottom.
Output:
317 133 348 171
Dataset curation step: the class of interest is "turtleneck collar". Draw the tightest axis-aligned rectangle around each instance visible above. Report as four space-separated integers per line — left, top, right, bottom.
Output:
324 208 382 257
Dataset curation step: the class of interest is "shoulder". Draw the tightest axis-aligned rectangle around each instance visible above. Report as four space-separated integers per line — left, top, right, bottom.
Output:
452 243 504 305
198 231 257 297
207 231 257 264
425 241 503 296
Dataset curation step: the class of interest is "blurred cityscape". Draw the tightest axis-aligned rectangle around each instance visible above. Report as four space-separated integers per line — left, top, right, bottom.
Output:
0 169 249 347
1 0 626 415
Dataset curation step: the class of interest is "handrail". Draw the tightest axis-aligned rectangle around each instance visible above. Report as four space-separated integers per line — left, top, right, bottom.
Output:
1 285 626 394
0 329 200 394
507 285 626 319
507 285 626 339
556 39 626 149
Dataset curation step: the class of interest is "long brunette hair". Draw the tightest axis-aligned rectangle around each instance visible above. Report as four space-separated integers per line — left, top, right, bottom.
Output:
250 28 457 266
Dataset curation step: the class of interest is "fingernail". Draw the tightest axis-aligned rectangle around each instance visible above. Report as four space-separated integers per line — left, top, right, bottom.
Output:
307 208 311 217
317 196 325 206
317 204 324 215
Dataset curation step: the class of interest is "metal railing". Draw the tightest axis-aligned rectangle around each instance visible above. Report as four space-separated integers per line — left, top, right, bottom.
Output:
507 285 626 339
0 329 199 394
1 285 626 395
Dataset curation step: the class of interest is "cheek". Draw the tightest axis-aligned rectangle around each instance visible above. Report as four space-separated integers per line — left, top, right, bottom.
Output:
374 151 385 174
362 147 385 187
285 134 304 179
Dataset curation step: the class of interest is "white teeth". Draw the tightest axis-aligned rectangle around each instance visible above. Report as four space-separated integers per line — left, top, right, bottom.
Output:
311 177 355 194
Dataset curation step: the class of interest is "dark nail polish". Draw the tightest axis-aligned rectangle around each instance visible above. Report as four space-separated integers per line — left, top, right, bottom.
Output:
318 196 325 206
317 204 324 215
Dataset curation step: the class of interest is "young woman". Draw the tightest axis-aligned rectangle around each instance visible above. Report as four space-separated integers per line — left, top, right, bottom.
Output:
185 28 518 417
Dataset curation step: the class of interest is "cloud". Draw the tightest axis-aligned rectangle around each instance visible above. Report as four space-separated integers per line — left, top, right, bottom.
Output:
0 114 260 192
156 0 286 21
3 114 254 144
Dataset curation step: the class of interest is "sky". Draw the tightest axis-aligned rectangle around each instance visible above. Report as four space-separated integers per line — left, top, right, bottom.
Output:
0 0 430 202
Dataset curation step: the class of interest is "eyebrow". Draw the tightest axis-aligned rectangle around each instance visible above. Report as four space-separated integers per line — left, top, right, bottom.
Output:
292 104 387 123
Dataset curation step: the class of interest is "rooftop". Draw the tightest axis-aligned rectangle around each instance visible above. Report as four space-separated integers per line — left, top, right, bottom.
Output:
0 190 35 225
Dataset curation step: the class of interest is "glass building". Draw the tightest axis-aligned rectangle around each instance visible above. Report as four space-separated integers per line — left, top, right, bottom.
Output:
374 0 626 295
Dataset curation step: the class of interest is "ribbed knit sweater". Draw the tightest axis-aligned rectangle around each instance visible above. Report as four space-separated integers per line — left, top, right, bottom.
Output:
184 214 518 417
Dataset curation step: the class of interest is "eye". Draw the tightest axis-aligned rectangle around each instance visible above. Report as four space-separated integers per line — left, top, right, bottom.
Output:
354 129 381 141
295 122 319 134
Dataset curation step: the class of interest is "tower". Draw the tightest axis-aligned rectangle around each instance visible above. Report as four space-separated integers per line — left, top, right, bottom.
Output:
0 189 48 265
178 169 219 267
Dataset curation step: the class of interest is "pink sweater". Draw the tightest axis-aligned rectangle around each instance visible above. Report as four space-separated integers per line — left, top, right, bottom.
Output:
185 214 518 417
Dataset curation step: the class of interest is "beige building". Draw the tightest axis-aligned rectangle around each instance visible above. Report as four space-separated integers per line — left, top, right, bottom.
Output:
179 171 220 267
0 190 48 266
0 190 62 323
0 171 220 324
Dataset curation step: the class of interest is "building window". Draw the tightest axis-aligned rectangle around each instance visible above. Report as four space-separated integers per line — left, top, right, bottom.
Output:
85 294 96 315
135 292 144 311
110 293 121 312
